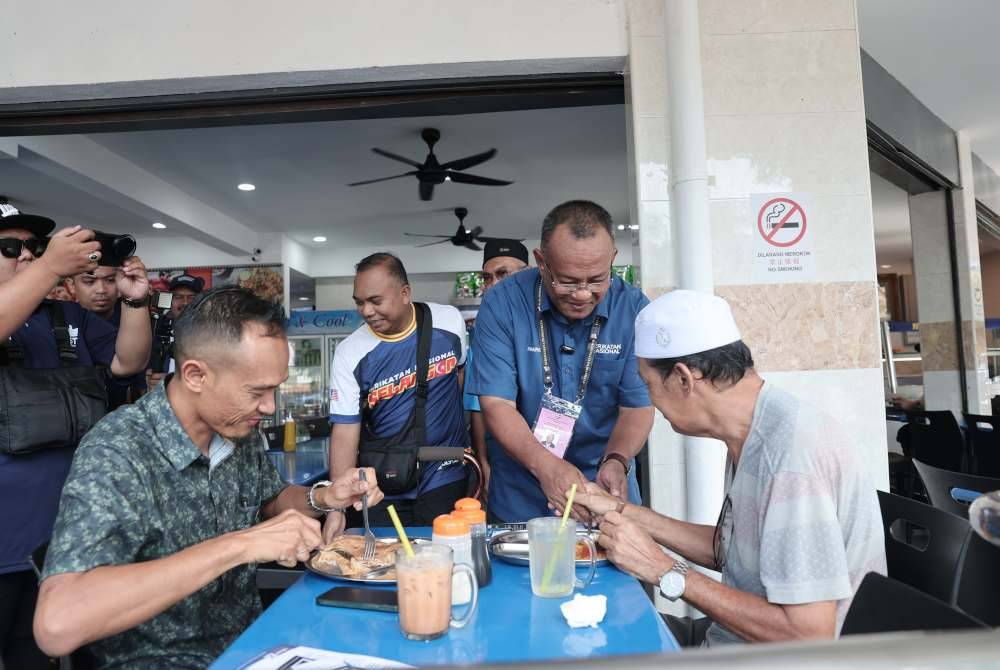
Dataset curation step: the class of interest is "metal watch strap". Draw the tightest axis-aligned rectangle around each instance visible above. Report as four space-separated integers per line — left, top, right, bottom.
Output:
121 295 150 308
672 560 690 577
307 480 345 514
599 452 631 475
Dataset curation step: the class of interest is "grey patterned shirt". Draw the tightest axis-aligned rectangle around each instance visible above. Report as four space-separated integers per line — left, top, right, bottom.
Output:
43 382 287 669
705 383 887 646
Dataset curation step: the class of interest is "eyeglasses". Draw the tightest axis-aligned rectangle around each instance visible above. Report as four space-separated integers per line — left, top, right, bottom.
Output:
713 494 733 571
0 237 46 259
539 257 612 295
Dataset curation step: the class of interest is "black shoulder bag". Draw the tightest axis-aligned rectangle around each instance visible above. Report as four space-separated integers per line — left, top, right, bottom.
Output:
0 302 110 456
357 302 432 495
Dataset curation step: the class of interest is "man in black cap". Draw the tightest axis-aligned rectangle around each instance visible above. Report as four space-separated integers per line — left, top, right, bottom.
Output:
464 239 529 494
0 201 151 668
146 274 205 391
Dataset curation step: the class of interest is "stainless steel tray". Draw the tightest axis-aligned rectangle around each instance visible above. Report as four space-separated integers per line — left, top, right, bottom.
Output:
304 537 431 584
488 529 609 567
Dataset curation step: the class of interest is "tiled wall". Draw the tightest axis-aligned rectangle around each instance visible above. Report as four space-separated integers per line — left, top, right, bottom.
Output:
625 0 889 526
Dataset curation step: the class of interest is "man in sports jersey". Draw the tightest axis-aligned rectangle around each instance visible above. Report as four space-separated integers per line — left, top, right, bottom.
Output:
327 253 468 533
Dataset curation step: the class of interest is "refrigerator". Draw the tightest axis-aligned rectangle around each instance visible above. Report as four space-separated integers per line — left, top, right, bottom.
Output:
275 310 365 423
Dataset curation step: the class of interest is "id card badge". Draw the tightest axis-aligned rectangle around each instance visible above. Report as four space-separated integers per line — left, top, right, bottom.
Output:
532 394 582 459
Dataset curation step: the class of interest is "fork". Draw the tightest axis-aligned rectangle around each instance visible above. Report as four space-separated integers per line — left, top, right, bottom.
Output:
359 470 377 561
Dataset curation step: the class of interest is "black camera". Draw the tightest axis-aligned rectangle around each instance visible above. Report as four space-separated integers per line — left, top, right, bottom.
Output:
148 292 175 373
93 231 137 267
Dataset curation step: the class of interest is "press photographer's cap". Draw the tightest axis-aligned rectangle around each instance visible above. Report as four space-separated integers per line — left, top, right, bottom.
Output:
0 199 55 238
635 290 742 359
169 274 205 293
482 239 529 266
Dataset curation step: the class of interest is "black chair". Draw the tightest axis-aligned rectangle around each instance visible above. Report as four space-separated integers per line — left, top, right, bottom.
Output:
963 412 1000 477
876 490 971 604
913 459 1000 518
841 572 987 635
954 532 1000 626
905 409 966 472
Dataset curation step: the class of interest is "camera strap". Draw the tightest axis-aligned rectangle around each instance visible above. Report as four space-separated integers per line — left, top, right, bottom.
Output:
0 302 78 368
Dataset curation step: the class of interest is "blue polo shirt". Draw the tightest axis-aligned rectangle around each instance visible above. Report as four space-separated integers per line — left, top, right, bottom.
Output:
466 268 650 521
0 300 118 574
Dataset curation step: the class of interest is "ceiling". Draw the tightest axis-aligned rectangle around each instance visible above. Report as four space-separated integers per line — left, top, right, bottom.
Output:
83 105 629 248
858 0 1000 176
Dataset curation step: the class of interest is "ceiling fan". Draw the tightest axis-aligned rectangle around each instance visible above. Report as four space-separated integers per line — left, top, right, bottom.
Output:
347 128 514 201
405 207 524 251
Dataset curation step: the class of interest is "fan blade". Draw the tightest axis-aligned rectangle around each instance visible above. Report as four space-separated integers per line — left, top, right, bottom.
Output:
416 239 452 248
469 226 483 238
463 241 483 251
404 233 452 239
445 171 513 186
440 148 497 171
347 171 417 186
419 182 434 201
371 148 423 168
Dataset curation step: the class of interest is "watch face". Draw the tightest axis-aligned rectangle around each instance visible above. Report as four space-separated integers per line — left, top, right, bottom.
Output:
660 570 685 600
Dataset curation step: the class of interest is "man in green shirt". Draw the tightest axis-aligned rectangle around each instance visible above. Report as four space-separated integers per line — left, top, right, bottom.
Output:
33 287 383 669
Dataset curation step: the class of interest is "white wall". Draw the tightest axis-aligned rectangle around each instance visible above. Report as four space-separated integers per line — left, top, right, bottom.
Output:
3 1 626 89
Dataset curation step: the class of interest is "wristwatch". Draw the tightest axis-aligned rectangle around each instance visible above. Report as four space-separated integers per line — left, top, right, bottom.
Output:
597 452 631 475
121 295 150 309
307 480 345 514
658 560 689 601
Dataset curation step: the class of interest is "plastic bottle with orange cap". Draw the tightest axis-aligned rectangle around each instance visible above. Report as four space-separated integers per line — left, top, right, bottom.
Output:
432 514 474 605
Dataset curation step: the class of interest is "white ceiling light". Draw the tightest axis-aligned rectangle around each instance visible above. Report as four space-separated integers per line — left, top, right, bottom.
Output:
151 222 166 230
237 183 256 191
880 264 892 269
617 224 625 230
628 224 640 230
444 175 452 182
298 296 309 301
312 236 327 243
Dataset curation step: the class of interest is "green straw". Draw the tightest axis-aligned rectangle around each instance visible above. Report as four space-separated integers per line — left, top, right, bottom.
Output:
540 484 577 593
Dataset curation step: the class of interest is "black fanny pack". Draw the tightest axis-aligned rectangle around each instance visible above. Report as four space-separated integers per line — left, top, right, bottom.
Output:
357 303 433 496
0 302 109 456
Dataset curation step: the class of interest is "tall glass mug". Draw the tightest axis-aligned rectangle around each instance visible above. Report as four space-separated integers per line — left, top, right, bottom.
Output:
527 517 597 598
396 544 479 641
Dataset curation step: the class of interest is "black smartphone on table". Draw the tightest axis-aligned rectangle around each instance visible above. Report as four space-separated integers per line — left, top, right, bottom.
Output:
316 586 398 612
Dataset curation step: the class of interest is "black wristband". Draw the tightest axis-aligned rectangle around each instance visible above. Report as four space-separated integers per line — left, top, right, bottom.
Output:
121 295 150 308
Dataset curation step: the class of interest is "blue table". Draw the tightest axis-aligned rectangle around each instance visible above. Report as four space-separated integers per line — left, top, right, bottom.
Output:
212 529 678 668
267 437 329 486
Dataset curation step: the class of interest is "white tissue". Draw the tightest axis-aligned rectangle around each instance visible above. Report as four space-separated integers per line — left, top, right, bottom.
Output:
559 593 607 629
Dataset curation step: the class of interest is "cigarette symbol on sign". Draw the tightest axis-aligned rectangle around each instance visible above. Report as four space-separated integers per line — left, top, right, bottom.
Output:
765 203 798 230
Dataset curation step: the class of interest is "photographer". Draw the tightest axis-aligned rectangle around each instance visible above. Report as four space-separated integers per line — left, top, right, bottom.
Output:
0 206 151 669
146 274 203 391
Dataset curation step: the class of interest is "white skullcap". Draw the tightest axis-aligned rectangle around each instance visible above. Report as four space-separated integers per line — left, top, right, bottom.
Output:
634 290 742 359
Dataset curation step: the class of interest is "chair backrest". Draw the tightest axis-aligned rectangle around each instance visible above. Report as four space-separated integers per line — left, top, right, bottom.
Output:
962 412 1000 478
906 409 965 471
913 459 1000 517
841 572 987 635
876 490 971 603
954 532 1000 626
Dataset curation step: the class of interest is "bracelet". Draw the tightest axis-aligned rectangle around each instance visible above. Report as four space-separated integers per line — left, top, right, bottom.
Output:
598 452 631 476
121 295 150 309
307 480 346 514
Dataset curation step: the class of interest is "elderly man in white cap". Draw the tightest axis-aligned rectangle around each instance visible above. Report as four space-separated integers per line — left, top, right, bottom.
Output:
574 290 886 647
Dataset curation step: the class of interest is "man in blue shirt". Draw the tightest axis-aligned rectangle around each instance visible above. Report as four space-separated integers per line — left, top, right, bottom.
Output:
328 253 468 532
466 201 653 522
68 266 145 408
0 205 151 669
463 239 529 495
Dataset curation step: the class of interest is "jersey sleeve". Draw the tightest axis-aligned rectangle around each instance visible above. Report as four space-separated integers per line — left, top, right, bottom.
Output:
431 303 468 365
328 333 365 424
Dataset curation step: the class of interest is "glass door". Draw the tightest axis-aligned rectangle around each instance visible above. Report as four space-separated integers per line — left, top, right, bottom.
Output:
278 336 326 421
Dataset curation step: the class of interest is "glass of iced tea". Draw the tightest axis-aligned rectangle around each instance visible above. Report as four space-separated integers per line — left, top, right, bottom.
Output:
396 544 478 640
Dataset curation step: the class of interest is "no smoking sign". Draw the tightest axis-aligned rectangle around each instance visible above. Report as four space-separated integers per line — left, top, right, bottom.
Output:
751 193 814 282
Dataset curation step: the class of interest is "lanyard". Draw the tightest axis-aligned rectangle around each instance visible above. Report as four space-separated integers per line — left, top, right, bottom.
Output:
536 279 602 404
